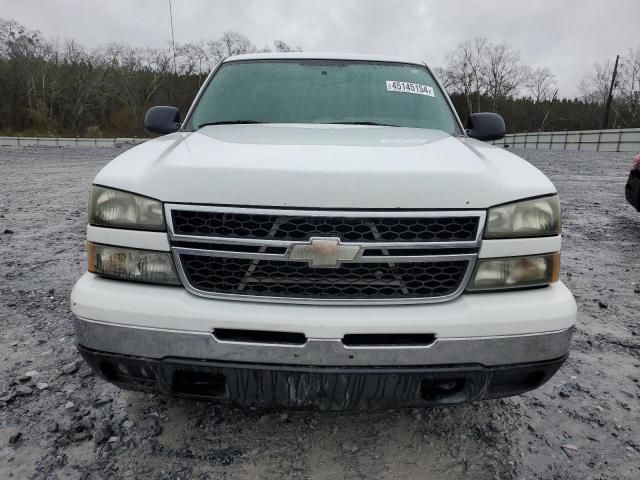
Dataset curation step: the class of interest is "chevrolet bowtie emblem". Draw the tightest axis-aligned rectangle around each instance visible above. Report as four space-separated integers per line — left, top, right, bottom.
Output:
288 237 361 268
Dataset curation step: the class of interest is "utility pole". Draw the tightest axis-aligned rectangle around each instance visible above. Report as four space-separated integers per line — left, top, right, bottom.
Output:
168 0 177 74
601 54 620 129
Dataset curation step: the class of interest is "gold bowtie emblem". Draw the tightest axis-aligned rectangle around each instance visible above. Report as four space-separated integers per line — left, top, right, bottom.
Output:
288 237 361 268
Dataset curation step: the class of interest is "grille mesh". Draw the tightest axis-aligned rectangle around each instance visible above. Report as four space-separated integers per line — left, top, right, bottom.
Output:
179 254 468 299
172 210 479 243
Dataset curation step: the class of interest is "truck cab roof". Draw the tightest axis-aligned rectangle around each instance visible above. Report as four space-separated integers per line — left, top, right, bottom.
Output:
223 52 427 66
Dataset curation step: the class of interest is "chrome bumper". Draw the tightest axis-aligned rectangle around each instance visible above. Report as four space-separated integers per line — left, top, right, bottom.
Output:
73 316 573 367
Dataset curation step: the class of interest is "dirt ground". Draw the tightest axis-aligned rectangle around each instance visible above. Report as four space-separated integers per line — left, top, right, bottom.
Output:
0 145 638 480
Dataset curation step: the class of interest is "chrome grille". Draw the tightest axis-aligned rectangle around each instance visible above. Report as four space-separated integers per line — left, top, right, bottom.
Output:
179 255 469 299
166 205 485 305
171 209 480 242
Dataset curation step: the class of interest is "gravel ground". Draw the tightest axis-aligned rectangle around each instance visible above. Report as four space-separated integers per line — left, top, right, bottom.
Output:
0 145 639 479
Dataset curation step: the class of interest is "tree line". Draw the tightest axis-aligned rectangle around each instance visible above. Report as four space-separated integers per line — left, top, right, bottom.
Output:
0 19 300 137
438 38 640 132
1 18 638 137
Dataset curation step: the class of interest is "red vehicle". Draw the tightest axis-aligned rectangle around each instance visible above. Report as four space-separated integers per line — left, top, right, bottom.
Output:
626 154 640 212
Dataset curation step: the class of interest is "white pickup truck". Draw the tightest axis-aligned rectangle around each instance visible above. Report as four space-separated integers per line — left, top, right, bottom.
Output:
71 53 576 409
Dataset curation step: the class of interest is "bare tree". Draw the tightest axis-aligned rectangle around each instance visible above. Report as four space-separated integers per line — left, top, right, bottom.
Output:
579 60 616 126
176 40 209 80
522 66 559 131
0 19 44 129
432 66 455 92
485 42 527 111
444 38 488 115
272 40 301 52
207 31 256 64
579 60 613 104
444 38 526 113
525 67 557 104
0 19 40 59
616 48 640 127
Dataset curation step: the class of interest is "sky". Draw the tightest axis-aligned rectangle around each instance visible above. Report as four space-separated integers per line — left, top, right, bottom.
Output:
2 0 638 97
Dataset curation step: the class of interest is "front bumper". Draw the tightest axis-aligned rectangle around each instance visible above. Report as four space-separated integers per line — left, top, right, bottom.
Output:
71 273 576 407
73 316 573 368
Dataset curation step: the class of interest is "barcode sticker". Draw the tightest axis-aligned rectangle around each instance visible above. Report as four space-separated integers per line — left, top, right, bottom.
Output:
386 81 435 97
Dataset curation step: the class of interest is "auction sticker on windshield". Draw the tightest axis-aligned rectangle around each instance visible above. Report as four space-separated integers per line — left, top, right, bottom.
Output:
386 81 435 97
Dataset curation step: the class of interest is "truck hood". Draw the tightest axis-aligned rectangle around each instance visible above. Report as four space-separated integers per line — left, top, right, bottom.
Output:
94 124 555 209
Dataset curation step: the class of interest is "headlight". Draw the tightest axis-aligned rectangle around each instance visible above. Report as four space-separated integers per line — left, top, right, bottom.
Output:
89 186 165 230
485 195 560 238
467 253 560 292
88 242 180 285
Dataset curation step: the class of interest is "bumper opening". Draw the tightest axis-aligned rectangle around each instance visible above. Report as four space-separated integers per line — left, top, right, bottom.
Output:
213 329 306 345
171 368 227 398
343 333 436 347
420 377 466 401
99 359 157 390
486 362 553 398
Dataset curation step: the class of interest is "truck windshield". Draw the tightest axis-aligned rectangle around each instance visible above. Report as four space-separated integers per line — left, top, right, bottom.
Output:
187 60 461 134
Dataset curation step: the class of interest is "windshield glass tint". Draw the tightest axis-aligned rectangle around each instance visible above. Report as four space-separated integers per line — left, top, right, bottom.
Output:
188 60 460 134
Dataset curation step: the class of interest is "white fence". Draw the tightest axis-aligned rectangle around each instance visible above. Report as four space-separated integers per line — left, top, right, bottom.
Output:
0 136 145 147
2 128 640 152
492 128 640 152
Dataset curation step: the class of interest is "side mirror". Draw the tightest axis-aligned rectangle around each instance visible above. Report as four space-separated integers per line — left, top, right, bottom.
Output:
466 113 505 141
144 106 181 135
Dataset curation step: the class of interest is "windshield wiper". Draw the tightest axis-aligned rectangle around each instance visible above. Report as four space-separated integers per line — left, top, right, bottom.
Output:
196 120 401 129
196 120 267 129
328 121 401 127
